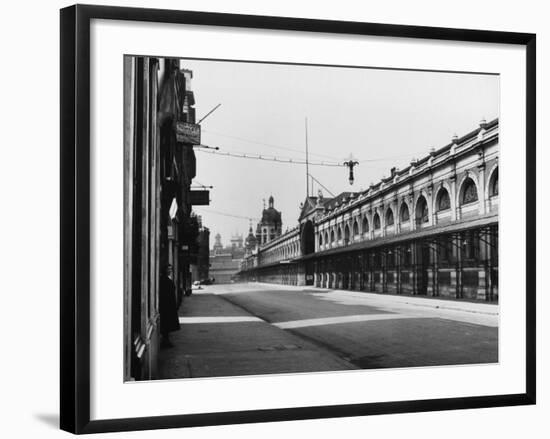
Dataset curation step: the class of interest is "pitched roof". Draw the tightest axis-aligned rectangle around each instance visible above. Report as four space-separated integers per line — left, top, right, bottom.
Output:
299 192 359 221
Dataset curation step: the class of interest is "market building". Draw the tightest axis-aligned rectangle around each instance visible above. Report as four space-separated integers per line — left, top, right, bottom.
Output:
238 119 499 302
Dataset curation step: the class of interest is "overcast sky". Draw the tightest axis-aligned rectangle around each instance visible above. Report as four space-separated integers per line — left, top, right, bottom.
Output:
179 58 499 248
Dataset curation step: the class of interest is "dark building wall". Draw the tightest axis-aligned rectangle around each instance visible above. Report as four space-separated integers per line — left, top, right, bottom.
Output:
124 57 200 381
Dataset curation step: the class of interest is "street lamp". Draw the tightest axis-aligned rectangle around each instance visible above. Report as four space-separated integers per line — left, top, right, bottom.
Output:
343 154 359 185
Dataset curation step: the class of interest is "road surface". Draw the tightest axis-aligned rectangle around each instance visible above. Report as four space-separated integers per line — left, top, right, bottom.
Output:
159 282 498 379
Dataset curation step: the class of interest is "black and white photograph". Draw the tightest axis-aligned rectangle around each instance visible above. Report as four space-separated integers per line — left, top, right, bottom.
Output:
123 56 500 381
1 0 545 436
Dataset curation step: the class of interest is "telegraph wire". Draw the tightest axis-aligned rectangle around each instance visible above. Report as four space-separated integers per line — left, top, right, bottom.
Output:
197 146 417 169
193 208 260 222
203 129 429 164
202 129 342 161
197 147 343 167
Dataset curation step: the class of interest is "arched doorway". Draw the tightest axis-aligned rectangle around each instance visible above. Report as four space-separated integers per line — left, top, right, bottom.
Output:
301 221 315 255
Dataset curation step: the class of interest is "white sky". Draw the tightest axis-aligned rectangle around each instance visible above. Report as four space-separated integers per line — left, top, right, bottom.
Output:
181 58 499 248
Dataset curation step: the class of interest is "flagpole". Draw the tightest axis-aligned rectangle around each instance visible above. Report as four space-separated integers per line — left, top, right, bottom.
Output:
305 117 309 198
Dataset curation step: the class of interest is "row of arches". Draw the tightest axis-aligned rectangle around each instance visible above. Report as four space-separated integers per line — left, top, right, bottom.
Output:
318 170 498 250
262 238 301 264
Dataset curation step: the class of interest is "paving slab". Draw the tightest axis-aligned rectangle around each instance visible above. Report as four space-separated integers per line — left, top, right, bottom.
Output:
158 292 357 379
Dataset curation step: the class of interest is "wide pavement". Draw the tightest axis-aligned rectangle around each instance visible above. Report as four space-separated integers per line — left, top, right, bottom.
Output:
159 282 498 379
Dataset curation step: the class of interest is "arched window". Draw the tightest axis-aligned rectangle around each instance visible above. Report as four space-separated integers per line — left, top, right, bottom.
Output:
319 233 323 246
324 232 329 246
362 216 369 233
416 196 429 224
330 230 335 242
386 209 394 226
344 225 350 244
437 188 451 211
353 220 359 236
490 168 498 197
461 177 478 205
337 226 342 240
400 203 410 222
373 213 381 229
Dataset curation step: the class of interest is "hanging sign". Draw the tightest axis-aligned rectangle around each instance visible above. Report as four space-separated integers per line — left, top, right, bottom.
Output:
190 190 210 205
176 121 201 144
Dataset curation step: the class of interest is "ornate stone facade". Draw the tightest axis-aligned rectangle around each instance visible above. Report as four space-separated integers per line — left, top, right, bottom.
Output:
256 196 283 245
239 119 499 302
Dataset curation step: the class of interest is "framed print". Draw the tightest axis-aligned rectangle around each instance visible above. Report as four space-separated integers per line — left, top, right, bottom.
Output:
60 4 536 434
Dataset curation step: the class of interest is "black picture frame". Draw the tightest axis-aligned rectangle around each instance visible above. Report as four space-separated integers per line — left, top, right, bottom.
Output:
60 4 536 434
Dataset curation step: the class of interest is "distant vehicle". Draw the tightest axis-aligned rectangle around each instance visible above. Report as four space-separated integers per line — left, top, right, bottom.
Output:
192 281 202 290
200 279 212 285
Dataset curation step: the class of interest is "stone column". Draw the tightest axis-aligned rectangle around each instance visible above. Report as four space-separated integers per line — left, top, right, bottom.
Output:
478 163 486 215
450 175 457 221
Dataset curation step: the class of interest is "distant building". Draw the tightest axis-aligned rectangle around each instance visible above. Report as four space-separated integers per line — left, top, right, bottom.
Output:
190 215 210 283
209 233 245 283
244 223 258 252
231 234 244 249
213 233 223 255
256 196 282 245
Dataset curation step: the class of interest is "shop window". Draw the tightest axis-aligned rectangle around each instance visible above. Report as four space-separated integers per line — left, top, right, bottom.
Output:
439 235 453 264
462 230 480 262
374 251 382 268
387 248 396 268
403 245 412 267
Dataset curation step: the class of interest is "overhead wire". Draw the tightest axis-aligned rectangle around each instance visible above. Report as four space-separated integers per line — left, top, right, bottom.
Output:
193 208 260 222
202 129 342 161
203 129 428 164
197 146 343 167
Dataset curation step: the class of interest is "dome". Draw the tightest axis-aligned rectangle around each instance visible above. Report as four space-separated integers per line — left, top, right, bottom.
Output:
261 195 281 225
261 206 281 225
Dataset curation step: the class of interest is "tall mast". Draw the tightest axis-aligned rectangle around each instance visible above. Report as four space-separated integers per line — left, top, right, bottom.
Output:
305 117 309 198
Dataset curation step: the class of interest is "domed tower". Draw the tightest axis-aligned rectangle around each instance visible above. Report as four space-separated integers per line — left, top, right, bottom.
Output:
256 195 282 245
245 223 258 252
